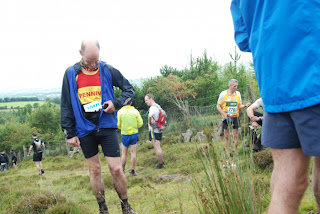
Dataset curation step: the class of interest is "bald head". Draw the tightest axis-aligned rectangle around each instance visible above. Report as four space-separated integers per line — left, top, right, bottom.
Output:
80 40 100 52
80 40 100 69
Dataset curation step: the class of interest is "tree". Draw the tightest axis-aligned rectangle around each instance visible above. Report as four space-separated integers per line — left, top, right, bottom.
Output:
0 113 5 124
0 117 33 152
182 50 220 81
140 77 172 111
160 65 183 78
192 73 222 106
16 104 33 123
131 84 146 111
147 75 197 118
229 46 241 73
26 101 60 134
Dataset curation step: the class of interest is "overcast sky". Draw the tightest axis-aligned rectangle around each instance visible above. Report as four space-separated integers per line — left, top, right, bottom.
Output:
0 0 252 91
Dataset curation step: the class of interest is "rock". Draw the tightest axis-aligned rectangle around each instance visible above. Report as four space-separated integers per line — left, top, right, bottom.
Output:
158 174 186 182
184 129 193 142
212 132 220 142
179 133 185 143
195 132 207 142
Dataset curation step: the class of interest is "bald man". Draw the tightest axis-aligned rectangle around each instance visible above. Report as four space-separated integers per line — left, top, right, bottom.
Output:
61 40 136 214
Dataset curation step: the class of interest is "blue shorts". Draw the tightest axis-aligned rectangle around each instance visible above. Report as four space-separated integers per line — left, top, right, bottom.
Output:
79 128 120 158
262 104 320 156
121 133 139 147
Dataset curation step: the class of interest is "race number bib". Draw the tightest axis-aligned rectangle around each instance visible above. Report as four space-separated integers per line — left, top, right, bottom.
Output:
226 101 238 116
83 100 102 112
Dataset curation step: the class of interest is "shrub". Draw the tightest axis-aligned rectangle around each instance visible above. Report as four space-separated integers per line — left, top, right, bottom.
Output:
253 148 273 169
7 192 65 214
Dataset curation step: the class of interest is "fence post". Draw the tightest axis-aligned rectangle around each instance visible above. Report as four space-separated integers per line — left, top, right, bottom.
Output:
247 83 256 103
46 141 50 156
17 150 21 162
66 139 70 154
23 145 27 159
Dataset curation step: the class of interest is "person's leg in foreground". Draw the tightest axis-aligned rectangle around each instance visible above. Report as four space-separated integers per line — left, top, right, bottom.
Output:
264 106 320 214
312 157 320 212
268 148 310 214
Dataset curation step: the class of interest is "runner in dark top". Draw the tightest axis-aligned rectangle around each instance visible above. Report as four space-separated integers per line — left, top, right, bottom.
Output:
10 148 18 169
0 150 9 171
27 132 45 175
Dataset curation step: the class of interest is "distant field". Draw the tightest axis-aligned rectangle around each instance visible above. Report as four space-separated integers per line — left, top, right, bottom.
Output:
0 101 46 108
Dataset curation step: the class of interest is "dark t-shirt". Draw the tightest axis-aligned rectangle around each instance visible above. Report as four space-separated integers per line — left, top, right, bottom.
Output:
11 152 17 162
0 154 9 164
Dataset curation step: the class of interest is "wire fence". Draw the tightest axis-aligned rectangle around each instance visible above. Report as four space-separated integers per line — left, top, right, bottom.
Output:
162 103 262 146
166 104 220 122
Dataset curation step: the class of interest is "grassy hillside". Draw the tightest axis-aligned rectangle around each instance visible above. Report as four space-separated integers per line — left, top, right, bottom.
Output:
0 116 318 213
0 141 204 214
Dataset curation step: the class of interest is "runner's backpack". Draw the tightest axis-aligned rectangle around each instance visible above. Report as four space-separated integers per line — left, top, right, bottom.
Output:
153 105 167 130
34 139 43 153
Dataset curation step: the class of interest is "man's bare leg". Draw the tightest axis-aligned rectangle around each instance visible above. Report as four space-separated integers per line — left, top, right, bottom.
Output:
106 156 128 200
121 144 128 171
268 148 310 214
232 128 239 149
35 161 43 175
224 129 230 149
312 156 320 213
130 144 137 170
86 154 105 202
152 139 163 164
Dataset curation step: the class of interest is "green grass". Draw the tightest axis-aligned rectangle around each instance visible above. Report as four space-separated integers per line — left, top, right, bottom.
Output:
0 101 46 108
0 116 319 213
0 142 203 214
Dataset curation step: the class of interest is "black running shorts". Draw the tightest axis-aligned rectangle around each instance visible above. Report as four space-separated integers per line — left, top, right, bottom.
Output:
33 152 43 162
222 117 240 130
149 131 162 141
79 128 120 159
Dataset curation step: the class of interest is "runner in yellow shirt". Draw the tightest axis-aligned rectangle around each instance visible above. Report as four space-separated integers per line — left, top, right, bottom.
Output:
117 102 143 176
216 79 250 154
